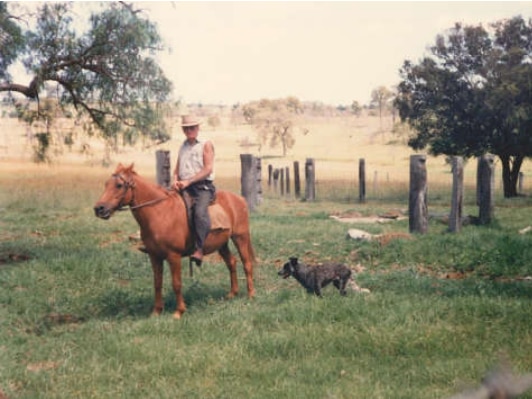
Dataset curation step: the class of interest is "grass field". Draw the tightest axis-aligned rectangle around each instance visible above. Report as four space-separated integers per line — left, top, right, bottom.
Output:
1 114 532 398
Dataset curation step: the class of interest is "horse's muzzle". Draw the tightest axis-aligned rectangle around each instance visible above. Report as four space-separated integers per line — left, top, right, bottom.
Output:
94 204 112 219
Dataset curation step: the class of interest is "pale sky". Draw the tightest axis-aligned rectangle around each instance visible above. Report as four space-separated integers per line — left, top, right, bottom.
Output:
13 1 532 106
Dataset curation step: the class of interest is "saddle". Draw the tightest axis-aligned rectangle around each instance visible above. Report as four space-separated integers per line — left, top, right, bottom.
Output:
181 191 231 231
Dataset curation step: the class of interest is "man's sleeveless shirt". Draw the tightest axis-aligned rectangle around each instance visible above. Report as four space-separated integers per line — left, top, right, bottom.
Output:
177 140 215 181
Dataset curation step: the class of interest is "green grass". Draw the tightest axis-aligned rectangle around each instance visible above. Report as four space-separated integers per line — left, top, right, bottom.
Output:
1 166 532 399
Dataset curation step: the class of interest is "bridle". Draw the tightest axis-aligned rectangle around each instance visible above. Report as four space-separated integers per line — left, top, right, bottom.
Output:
112 173 169 211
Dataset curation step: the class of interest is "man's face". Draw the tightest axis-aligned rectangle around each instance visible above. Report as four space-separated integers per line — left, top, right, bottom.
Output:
182 125 199 140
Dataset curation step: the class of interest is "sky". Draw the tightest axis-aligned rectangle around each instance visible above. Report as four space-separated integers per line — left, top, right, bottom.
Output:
11 1 532 106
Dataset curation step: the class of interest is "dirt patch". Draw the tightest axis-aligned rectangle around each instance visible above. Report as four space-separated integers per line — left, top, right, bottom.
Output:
26 361 60 373
0 252 31 266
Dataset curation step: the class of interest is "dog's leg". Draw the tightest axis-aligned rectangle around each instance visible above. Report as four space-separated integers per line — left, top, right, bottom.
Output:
339 278 348 296
313 278 323 297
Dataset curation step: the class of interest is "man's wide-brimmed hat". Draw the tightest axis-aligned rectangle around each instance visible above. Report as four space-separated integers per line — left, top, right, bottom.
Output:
180 115 201 127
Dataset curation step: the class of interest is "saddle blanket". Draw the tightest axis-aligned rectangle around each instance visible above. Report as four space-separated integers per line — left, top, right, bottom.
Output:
208 203 230 231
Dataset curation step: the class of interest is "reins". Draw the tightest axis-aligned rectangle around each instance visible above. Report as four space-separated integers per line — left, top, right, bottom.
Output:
113 173 170 212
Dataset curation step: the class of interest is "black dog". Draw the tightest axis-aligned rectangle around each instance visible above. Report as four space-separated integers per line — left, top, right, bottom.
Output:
278 257 355 296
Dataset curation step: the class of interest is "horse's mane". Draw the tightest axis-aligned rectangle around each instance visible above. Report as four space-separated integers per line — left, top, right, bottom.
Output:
116 162 176 198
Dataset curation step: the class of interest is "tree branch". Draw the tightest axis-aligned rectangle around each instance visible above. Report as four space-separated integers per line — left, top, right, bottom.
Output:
0 77 39 99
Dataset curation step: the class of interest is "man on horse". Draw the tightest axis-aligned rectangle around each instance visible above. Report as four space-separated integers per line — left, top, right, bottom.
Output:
173 115 216 266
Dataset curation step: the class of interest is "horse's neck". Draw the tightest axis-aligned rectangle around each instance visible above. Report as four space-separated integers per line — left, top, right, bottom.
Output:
131 175 166 204
129 175 187 226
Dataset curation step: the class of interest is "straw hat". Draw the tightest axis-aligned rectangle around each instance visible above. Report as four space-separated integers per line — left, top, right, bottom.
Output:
180 115 201 127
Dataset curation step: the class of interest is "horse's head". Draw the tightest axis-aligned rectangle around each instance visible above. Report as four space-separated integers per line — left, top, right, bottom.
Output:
94 163 136 219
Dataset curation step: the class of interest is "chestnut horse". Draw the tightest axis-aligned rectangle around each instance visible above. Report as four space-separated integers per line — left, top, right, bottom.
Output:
94 163 255 319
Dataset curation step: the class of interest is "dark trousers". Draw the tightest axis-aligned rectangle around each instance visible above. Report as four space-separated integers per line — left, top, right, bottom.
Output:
184 181 216 251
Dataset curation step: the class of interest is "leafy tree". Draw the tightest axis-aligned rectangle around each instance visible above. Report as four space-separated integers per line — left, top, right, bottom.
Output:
395 16 532 197
0 2 24 81
207 114 221 130
370 86 394 129
0 2 172 162
242 97 302 156
351 100 362 117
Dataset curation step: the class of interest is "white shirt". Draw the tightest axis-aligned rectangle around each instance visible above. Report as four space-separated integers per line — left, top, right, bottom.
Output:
177 139 215 181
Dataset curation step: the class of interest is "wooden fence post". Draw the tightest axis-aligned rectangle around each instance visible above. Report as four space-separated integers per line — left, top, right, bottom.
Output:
280 168 285 196
519 172 524 195
409 154 428 234
256 157 262 205
294 161 301 198
240 154 259 212
449 156 463 233
478 154 495 225
305 158 316 201
273 168 280 194
285 166 290 195
155 150 171 188
268 164 273 188
359 158 366 203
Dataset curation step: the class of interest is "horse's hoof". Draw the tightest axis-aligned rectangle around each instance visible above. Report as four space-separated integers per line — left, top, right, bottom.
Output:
173 311 182 320
150 311 162 318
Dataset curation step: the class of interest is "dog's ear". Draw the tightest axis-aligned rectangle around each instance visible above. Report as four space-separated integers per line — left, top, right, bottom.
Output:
289 257 298 266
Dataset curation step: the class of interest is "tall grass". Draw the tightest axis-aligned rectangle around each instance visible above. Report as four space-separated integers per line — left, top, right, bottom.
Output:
1 164 531 399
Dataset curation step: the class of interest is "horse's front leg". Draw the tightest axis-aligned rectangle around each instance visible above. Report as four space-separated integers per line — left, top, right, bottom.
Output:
167 252 186 319
149 254 164 316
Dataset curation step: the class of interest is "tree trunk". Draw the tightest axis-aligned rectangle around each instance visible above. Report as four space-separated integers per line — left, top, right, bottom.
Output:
500 154 523 198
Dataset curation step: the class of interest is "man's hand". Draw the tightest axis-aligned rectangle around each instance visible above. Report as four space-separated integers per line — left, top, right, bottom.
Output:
174 179 190 191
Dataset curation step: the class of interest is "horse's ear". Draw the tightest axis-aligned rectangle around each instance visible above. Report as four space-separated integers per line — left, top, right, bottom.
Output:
114 163 124 173
123 163 135 174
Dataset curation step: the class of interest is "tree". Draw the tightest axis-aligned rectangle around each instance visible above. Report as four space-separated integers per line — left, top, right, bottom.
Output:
242 97 302 157
395 16 532 197
351 100 362 117
207 114 221 130
0 2 24 81
370 86 394 130
0 2 172 162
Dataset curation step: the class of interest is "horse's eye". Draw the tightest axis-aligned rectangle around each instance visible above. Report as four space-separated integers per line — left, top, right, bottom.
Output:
116 183 123 189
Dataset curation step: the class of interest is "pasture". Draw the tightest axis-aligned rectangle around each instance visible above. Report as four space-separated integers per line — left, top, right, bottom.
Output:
1 114 532 398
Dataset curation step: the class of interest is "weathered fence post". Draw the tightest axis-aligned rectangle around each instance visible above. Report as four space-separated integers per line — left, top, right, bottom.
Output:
268 164 273 188
449 156 463 233
519 172 524 195
273 168 280 194
359 158 366 203
478 154 495 225
285 166 290 195
256 157 262 205
305 158 316 201
240 154 259 212
280 168 285 196
409 154 428 234
294 161 301 198
155 150 171 188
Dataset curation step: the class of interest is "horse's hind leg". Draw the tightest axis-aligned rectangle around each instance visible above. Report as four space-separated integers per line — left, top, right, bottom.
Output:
218 243 239 298
232 234 255 298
